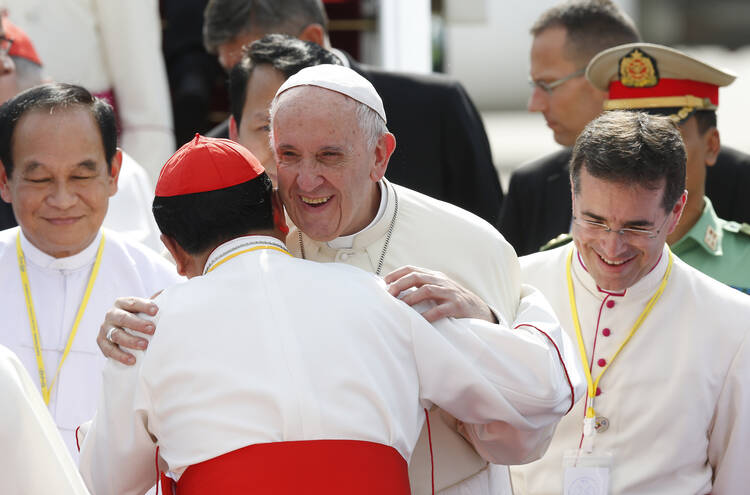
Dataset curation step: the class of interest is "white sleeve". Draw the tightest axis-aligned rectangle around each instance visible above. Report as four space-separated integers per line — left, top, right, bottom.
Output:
708 332 750 493
0 347 90 495
78 324 160 495
413 284 585 465
94 0 175 181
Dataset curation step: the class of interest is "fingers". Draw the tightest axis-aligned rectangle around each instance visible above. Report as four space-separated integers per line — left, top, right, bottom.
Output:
114 296 159 317
106 306 156 337
97 326 136 365
386 269 447 297
384 265 427 284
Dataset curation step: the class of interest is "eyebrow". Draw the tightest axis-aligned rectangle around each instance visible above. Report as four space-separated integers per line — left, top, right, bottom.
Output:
581 210 654 228
76 160 99 171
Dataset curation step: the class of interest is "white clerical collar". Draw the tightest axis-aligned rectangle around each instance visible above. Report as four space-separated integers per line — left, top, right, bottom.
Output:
203 235 288 275
327 181 387 250
571 244 671 299
18 227 103 271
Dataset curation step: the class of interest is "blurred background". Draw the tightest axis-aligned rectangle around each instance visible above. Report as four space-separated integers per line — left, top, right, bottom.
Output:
160 0 750 188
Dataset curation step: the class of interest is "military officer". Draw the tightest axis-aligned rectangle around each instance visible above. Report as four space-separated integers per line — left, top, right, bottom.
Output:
586 42 750 293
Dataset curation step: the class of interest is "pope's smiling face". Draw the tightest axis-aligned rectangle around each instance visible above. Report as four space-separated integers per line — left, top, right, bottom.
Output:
272 86 392 242
0 106 120 258
571 167 684 291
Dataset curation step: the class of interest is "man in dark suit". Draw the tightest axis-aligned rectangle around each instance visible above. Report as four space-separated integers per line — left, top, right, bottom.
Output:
499 0 750 256
497 0 640 255
201 0 503 224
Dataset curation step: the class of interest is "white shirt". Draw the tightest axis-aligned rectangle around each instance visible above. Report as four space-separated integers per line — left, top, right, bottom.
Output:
104 152 162 252
0 344 89 494
0 227 181 459
290 179 585 495
2 0 175 180
511 245 750 495
79 235 580 495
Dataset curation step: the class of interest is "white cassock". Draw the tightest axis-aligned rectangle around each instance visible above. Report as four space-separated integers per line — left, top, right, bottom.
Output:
78 235 582 495
510 245 750 495
290 178 584 495
103 151 163 253
0 344 90 494
3 0 175 180
0 227 181 459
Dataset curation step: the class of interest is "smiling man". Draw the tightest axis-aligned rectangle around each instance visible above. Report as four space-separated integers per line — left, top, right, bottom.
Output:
510 111 750 494
0 83 180 458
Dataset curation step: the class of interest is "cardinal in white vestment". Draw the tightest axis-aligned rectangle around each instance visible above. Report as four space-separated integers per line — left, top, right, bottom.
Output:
79 135 583 495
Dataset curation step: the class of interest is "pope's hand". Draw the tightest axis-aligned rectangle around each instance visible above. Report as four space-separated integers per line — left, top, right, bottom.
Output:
97 296 159 365
384 265 496 323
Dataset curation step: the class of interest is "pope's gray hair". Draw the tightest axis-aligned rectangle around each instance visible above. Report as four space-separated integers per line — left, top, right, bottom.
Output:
269 90 388 153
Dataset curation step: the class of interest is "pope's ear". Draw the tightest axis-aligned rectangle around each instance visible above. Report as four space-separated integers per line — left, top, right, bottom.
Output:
370 133 395 182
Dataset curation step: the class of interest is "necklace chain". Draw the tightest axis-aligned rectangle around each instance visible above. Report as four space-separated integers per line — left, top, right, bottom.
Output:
299 187 399 276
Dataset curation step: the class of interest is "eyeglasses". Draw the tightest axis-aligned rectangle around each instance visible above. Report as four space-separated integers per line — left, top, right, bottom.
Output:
529 68 585 93
572 213 671 240
0 36 13 56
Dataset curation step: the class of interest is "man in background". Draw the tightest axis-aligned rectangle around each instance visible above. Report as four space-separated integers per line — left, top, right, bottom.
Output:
202 0 503 224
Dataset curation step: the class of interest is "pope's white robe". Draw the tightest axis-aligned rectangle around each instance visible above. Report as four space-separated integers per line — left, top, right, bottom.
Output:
289 179 584 494
0 227 181 459
0 344 89 494
510 245 750 494
79 236 582 495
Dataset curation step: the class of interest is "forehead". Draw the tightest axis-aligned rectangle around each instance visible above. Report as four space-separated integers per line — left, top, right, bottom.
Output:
275 86 357 122
531 26 577 71
12 106 105 165
576 168 665 218
244 64 286 114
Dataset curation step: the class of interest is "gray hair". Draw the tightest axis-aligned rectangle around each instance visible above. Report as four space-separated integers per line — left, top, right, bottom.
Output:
269 90 388 155
203 0 328 53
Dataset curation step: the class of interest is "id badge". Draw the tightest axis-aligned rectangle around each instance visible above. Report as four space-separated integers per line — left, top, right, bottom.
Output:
562 449 613 495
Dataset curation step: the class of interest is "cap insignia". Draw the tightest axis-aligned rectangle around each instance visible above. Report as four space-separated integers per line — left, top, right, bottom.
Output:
619 49 659 88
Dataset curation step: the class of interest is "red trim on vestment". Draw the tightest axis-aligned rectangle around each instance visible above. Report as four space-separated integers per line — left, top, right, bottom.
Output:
75 425 81 452
609 79 719 105
174 440 410 494
514 324 576 414
424 408 435 495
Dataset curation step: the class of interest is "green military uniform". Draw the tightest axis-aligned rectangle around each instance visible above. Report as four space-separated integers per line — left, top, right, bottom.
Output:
671 197 750 294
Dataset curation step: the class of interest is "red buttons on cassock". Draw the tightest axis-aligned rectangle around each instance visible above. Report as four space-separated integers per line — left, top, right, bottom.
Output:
606 300 615 308
597 358 607 367
596 387 602 396
602 328 611 337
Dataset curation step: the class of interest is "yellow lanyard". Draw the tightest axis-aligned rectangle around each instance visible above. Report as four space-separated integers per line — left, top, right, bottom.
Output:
16 232 106 406
565 246 673 419
206 244 292 273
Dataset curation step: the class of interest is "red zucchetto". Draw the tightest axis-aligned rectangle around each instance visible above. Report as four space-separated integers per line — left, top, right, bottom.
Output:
155 134 265 197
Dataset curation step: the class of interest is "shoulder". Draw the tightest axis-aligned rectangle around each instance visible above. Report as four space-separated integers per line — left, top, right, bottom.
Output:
101 229 180 282
520 245 567 272
361 65 464 93
394 182 504 243
0 226 19 250
716 145 750 167
672 255 750 308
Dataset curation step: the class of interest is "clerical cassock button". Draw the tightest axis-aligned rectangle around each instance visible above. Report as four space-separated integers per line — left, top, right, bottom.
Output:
595 416 609 433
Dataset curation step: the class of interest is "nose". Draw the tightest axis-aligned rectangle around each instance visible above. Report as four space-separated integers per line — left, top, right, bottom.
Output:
0 53 14 75
527 87 548 113
295 158 325 192
46 181 78 210
598 231 628 258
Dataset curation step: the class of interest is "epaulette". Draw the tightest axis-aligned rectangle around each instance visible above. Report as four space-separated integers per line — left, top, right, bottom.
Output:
540 233 573 252
740 223 750 237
